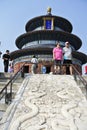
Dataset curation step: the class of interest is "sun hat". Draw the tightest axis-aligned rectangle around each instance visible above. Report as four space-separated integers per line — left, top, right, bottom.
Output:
65 41 69 45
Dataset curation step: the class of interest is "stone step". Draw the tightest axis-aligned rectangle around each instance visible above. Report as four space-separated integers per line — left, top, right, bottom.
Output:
0 103 9 121
0 103 8 111
83 75 87 82
0 75 28 121
0 74 24 91
0 72 14 79
0 76 25 114
0 82 22 92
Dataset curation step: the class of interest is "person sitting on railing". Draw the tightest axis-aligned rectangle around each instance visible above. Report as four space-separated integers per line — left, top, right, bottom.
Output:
31 55 38 74
63 41 73 75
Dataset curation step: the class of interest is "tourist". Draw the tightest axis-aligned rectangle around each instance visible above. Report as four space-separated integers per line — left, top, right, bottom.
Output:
2 50 10 72
53 42 63 74
63 41 73 75
8 60 14 73
31 55 38 74
41 66 46 74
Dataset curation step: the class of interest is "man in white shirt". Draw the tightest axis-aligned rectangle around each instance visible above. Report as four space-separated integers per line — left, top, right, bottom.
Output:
31 55 38 74
63 41 73 75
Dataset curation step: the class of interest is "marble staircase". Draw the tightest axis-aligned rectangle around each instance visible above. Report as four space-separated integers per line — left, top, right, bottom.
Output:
0 74 87 130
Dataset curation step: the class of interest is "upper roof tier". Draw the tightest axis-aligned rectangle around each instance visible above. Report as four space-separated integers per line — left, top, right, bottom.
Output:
15 8 82 50
25 15 72 33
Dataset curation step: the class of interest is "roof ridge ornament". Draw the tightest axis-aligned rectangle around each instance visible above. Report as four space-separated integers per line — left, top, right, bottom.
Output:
47 7 52 15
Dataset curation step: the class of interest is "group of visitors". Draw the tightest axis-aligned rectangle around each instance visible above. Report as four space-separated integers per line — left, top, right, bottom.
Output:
53 41 72 75
31 41 72 75
2 41 72 75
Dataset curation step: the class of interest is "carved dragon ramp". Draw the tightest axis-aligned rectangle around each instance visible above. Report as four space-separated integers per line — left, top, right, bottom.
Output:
1 74 87 130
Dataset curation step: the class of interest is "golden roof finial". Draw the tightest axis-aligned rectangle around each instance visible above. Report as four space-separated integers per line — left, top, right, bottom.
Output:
47 7 52 14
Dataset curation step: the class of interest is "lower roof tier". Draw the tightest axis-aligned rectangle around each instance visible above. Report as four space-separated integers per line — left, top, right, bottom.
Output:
16 30 82 50
10 48 87 64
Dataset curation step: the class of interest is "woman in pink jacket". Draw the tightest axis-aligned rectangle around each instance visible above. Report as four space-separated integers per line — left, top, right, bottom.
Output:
53 42 63 74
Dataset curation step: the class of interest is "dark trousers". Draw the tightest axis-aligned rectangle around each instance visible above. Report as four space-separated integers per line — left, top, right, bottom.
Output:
4 62 9 72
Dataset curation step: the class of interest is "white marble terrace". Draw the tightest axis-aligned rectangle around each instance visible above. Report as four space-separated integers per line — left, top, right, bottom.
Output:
0 74 87 130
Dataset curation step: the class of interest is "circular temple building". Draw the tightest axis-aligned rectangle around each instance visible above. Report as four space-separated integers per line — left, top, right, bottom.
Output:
10 8 87 74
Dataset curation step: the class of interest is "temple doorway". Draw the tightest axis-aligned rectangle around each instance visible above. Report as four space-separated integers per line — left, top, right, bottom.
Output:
66 66 70 74
46 66 51 73
24 66 29 73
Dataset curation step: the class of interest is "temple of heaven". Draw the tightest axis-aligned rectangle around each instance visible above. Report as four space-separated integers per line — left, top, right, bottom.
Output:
10 7 87 74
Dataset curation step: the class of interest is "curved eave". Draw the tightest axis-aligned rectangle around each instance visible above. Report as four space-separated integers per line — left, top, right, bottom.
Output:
10 49 87 65
25 15 72 32
72 51 87 64
16 30 82 50
10 48 52 59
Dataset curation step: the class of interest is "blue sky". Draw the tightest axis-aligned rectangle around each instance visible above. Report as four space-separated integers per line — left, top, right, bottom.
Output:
0 0 87 72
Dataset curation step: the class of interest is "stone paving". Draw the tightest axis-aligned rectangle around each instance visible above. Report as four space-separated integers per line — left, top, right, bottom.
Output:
0 74 87 130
